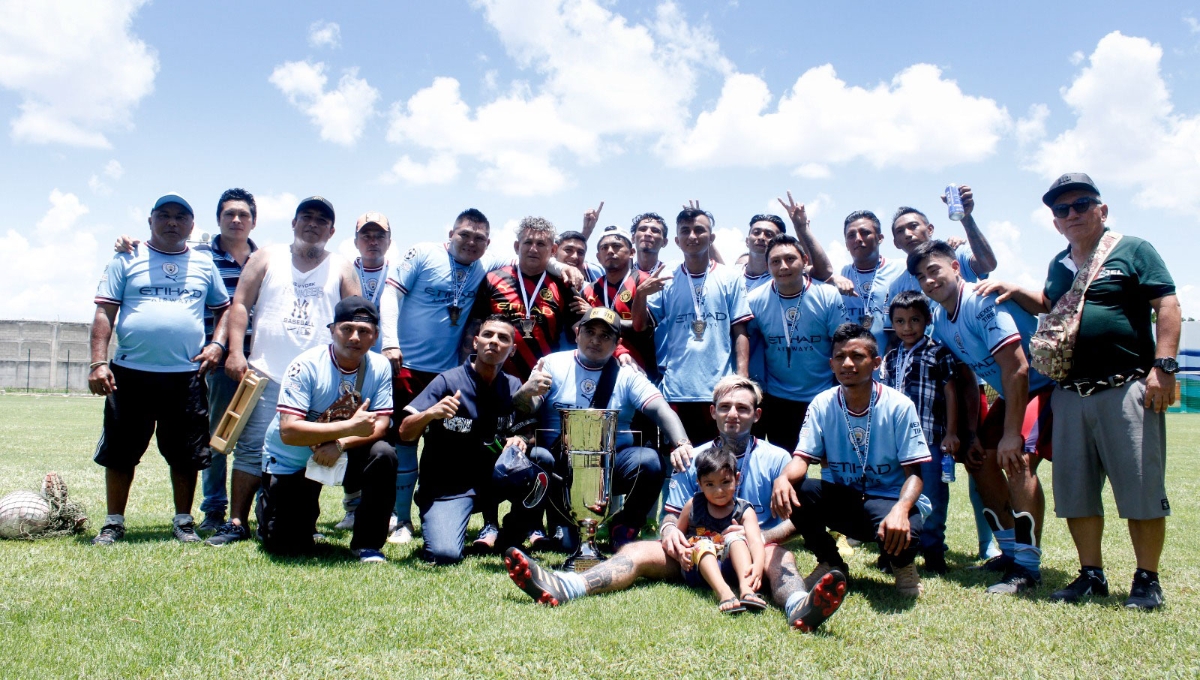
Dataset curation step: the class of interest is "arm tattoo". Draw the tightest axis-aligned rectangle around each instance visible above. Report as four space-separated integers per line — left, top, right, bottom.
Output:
582 555 636 594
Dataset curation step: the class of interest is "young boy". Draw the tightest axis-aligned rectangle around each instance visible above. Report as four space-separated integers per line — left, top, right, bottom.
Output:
882 291 960 574
676 447 767 614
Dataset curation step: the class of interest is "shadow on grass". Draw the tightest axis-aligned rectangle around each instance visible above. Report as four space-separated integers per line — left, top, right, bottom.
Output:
72 526 177 545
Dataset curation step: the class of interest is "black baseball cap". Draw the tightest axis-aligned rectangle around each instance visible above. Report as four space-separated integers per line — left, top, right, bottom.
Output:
580 306 621 335
1042 173 1100 207
296 195 335 221
330 295 379 326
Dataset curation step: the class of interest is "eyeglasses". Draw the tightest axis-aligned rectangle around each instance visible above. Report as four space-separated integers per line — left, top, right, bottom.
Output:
1050 197 1101 219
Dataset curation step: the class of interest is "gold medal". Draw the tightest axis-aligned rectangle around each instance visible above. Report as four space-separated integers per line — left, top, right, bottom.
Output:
859 314 873 329
691 319 707 340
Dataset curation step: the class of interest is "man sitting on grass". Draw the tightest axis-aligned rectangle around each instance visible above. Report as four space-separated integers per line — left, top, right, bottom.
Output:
257 296 397 562
503 375 848 633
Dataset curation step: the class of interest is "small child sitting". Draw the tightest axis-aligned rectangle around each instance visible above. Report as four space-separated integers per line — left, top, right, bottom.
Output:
676 446 766 614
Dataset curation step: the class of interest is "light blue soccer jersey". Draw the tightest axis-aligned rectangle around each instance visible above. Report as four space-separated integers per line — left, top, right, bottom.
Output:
647 262 753 402
887 244 986 329
746 278 846 402
263 345 394 475
929 284 1052 398
840 257 905 355
796 382 930 499
537 350 663 450
387 243 506 373
663 438 791 531
355 257 389 352
94 244 231 372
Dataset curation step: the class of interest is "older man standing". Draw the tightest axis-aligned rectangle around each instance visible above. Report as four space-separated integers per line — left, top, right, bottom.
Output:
976 173 1178 610
89 193 230 545
207 196 360 546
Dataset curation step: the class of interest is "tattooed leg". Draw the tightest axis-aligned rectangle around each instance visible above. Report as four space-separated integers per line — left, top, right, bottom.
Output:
761 519 797 546
764 544 805 609
581 540 680 595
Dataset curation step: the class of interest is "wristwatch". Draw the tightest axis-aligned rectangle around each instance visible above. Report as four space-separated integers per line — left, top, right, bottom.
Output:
1152 357 1179 374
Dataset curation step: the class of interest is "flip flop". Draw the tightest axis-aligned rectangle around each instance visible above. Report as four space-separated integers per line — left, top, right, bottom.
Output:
719 597 746 615
740 592 768 611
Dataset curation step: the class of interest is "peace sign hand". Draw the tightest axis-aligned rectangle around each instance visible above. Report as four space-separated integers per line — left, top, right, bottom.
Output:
636 264 673 297
777 191 808 229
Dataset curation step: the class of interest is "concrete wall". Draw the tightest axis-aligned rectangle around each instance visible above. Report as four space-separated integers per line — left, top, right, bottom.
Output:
0 320 97 392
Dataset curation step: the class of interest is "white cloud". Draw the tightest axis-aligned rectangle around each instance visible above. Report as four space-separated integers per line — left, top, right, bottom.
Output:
485 218 522 259
1015 103 1049 146
308 20 341 49
0 0 157 148
793 163 831 179
88 159 125 196
0 191 100 321
662 63 1011 173
270 61 379 146
712 227 746 264
1028 32 1200 213
824 238 850 273
1185 16 1200 34
382 153 460 186
983 220 1041 290
1069 51 1085 65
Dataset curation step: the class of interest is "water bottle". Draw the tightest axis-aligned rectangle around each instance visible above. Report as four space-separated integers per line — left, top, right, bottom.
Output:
941 451 956 483
945 184 965 221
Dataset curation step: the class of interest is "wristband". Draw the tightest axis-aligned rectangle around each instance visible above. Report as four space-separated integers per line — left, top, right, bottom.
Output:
659 523 680 539
89 361 108 370
208 341 227 354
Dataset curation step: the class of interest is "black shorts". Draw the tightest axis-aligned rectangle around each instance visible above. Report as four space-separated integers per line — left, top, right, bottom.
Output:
93 363 212 472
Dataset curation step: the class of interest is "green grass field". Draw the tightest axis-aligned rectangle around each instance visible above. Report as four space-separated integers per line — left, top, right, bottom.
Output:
1 394 1198 679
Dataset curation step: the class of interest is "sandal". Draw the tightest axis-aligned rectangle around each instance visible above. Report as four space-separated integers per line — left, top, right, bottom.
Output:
740 592 768 611
718 597 746 615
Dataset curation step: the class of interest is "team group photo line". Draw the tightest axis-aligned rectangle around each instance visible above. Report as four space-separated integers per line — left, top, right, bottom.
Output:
83 170 1177 632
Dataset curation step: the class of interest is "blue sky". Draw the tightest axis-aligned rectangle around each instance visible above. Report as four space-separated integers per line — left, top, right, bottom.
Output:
3 0 1199 321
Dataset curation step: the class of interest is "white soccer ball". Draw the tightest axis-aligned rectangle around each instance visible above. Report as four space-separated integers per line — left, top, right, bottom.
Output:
0 490 52 539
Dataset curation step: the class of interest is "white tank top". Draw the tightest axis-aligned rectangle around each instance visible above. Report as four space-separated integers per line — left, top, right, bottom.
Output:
248 245 343 381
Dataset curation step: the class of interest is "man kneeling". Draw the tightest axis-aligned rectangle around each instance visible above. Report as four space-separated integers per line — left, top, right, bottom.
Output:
503 375 847 632
772 323 929 596
259 296 397 562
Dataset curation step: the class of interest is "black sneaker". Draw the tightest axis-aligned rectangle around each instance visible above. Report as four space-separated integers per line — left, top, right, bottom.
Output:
197 512 225 534
971 554 1015 572
986 565 1041 595
1050 568 1109 603
923 552 949 575
204 522 249 547
1124 571 1164 611
173 519 202 543
504 547 573 607
91 523 125 546
789 569 848 633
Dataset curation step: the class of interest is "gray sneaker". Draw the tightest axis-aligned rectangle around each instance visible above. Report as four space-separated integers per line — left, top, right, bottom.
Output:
173 519 202 543
91 523 125 546
198 512 225 534
986 565 1041 595
204 521 249 547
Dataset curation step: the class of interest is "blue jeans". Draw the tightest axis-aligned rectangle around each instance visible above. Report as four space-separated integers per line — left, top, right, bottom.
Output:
200 369 240 516
417 495 477 565
918 444 949 557
232 377 280 477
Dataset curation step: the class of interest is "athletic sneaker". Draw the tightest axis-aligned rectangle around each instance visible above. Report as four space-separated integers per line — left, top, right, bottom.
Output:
472 523 500 550
198 512 225 534
893 563 924 597
91 523 125 546
1050 568 1109 603
504 547 572 607
173 519 202 543
205 522 249 547
387 521 414 545
923 552 948 575
986 565 1041 595
804 560 850 592
971 554 1014 572
334 511 356 531
353 548 387 564
527 529 551 552
1124 571 1164 611
788 569 848 633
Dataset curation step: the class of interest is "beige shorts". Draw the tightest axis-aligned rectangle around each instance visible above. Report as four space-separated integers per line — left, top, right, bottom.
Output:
1050 380 1169 520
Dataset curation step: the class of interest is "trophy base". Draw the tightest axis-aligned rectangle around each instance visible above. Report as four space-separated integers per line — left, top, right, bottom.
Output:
564 520 604 572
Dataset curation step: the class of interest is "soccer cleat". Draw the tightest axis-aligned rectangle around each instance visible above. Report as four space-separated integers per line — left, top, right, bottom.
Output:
387 521 414 545
1050 568 1109 603
504 547 571 607
198 512 225 534
893 563 924 597
353 548 387 564
334 511 356 531
789 569 848 632
804 560 850 592
204 521 249 547
173 519 202 543
472 523 500 550
91 523 125 546
986 565 1041 595
527 529 551 552
1124 571 1164 611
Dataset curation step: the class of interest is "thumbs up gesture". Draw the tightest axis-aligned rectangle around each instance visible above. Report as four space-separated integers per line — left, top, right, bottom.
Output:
346 398 377 437
429 390 462 420
525 359 552 398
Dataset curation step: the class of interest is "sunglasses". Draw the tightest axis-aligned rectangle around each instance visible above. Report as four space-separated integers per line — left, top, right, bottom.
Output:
1051 197 1101 219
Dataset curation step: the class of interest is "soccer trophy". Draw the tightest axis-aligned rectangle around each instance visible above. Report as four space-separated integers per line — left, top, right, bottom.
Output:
555 408 621 571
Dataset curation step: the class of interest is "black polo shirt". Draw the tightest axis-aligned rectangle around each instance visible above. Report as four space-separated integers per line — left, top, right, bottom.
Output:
406 360 525 504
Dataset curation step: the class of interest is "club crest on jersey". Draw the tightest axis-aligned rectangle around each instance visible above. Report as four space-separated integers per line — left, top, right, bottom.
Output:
785 306 799 322
860 281 873 293
366 278 378 294
619 289 632 303
162 262 180 280
404 248 417 261
849 425 868 448
540 288 554 301
580 378 596 396
954 333 965 352
456 269 467 282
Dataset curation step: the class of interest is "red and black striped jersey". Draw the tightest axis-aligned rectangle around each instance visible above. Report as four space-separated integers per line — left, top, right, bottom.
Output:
582 270 658 381
470 264 581 380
